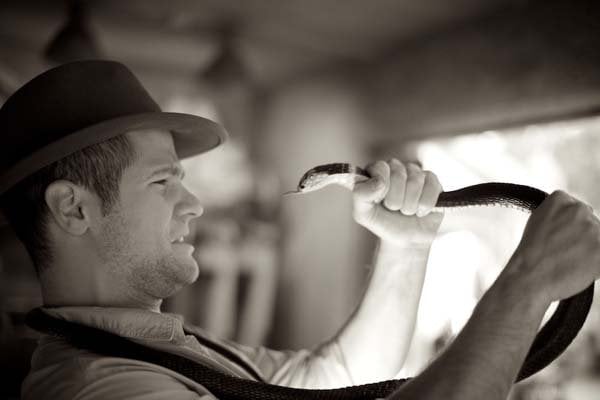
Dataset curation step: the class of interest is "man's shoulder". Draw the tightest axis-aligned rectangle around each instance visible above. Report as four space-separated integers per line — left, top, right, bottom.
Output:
22 335 99 400
22 335 204 400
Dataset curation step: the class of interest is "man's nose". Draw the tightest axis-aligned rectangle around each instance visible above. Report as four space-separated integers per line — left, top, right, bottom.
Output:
178 186 204 219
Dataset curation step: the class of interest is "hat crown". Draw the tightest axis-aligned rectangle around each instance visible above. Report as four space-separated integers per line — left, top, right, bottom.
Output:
0 60 227 197
0 60 160 176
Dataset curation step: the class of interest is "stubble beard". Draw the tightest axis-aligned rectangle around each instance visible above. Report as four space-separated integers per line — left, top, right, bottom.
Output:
98 211 199 302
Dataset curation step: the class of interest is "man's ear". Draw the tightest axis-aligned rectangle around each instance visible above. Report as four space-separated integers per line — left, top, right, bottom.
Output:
44 180 94 236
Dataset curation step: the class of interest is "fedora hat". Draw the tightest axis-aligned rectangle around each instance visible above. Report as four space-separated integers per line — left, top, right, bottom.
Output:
0 60 228 195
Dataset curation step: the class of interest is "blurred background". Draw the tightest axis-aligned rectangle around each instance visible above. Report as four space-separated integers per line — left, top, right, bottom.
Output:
1 0 600 398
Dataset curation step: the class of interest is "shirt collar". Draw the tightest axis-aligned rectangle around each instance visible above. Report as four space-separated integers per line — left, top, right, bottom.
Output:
41 306 187 343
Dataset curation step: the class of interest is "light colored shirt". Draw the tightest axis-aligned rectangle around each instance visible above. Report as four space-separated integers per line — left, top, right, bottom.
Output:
22 306 355 400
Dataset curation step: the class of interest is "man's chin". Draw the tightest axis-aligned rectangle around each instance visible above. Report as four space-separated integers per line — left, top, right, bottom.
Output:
151 257 199 299
174 256 200 285
183 261 200 284
171 244 199 280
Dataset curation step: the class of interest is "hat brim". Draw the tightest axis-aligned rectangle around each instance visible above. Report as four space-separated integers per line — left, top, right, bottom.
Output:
0 111 228 195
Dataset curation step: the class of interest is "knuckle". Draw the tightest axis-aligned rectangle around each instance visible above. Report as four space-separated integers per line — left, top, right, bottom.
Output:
579 202 592 214
589 217 600 231
380 161 391 177
581 222 593 236
389 160 407 176
408 170 426 187
405 163 426 182
572 202 585 213
383 197 401 211
390 170 407 185
366 160 386 174
424 170 442 189
549 190 569 203
573 203 592 220
374 178 390 201
406 162 421 172
364 161 378 170
553 189 569 198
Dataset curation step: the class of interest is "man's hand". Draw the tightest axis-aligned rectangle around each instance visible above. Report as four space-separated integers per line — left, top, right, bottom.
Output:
336 159 445 383
352 159 444 248
503 190 600 304
386 190 600 400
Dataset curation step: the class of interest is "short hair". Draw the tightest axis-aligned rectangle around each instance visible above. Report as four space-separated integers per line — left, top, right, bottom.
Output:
0 134 136 273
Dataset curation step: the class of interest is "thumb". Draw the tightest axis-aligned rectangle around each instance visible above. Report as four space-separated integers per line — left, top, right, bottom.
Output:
353 161 390 204
353 177 387 204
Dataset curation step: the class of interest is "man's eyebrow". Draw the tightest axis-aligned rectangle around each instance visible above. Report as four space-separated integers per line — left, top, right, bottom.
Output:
146 164 186 180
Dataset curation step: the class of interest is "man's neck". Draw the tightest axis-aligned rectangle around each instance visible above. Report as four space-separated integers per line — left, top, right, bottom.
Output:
39 263 162 312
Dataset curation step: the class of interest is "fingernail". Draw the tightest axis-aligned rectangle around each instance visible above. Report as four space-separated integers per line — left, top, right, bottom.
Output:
416 208 426 217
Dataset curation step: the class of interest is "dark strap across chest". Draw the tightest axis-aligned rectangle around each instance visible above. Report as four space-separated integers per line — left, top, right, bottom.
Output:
183 326 264 382
26 308 407 400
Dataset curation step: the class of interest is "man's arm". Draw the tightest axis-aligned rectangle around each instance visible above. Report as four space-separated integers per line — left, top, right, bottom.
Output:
331 159 444 383
333 240 432 383
387 262 547 399
387 190 600 399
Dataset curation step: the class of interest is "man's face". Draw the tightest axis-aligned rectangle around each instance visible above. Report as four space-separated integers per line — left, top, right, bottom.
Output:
97 129 203 301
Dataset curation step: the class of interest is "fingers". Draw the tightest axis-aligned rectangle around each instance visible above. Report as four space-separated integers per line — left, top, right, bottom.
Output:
353 160 390 203
402 163 426 216
354 158 443 217
418 171 443 216
383 159 406 211
532 191 580 227
516 189 600 301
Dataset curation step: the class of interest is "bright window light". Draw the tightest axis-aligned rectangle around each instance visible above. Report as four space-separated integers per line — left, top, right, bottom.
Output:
398 116 600 386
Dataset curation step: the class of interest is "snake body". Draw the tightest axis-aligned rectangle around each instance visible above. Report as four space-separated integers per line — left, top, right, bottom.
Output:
285 162 594 383
25 162 594 400
288 163 549 212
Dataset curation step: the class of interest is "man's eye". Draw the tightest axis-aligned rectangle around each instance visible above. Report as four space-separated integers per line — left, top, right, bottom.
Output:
153 179 168 185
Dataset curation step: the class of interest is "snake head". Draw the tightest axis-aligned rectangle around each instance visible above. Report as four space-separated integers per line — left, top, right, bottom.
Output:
294 168 329 193
284 163 369 196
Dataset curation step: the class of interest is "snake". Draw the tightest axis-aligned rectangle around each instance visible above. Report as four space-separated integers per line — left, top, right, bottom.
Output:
282 162 594 379
25 162 595 400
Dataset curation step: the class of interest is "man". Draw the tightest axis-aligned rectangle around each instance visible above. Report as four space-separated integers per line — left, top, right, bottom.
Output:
0 61 599 400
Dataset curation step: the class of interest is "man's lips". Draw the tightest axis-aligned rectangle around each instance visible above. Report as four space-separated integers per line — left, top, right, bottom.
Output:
170 229 194 253
172 241 195 255
170 230 190 243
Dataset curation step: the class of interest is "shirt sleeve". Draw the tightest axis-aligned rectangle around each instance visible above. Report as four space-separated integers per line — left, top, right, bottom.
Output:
183 323 355 389
219 337 356 389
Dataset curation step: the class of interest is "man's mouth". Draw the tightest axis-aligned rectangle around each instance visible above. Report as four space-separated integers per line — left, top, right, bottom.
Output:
170 231 189 244
170 233 194 254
